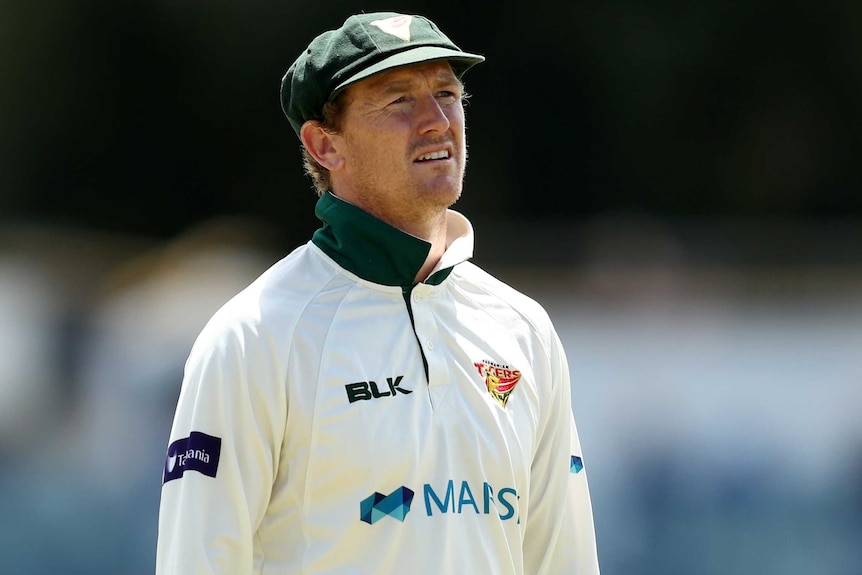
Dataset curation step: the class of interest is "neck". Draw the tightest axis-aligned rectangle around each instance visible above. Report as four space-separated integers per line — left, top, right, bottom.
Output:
327 190 452 282
413 223 448 283
312 192 474 288
375 208 447 283
337 194 450 278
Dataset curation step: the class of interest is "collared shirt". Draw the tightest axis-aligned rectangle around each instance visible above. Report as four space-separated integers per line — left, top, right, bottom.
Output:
156 192 600 574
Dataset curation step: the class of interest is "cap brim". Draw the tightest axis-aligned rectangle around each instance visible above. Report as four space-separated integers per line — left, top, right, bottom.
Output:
331 46 484 100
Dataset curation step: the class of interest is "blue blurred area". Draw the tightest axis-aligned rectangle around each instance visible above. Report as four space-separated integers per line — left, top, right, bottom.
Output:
1 218 860 575
555 291 862 574
0 219 282 574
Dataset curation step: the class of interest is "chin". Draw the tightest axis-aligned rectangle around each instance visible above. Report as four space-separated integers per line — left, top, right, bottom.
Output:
423 183 462 206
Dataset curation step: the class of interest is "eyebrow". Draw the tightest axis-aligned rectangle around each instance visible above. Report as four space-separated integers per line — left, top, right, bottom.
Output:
377 78 416 96
370 69 461 97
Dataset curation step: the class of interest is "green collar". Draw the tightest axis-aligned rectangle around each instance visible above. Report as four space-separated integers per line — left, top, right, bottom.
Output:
311 192 468 287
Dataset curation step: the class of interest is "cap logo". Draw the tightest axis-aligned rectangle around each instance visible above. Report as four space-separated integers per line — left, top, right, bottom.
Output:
370 15 413 41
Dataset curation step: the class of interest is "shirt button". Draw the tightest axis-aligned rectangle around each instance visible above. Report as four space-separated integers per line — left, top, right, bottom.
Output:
426 341 434 350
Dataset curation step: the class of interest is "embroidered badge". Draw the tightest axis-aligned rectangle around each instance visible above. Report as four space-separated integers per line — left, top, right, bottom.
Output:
474 360 522 408
370 15 413 41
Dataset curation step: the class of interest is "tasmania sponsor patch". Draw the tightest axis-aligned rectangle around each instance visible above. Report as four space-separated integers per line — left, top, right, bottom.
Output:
473 359 522 408
163 431 222 483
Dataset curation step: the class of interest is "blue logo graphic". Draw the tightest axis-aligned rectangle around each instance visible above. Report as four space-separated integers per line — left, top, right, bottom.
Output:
360 486 415 524
163 431 222 483
570 455 584 474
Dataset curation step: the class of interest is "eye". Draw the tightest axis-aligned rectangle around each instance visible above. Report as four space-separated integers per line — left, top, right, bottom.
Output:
437 88 462 103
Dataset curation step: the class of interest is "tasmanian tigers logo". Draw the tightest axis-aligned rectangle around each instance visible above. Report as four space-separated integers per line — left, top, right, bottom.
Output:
474 360 522 408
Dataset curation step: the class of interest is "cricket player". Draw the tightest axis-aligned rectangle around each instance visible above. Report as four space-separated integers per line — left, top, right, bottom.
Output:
156 11 600 574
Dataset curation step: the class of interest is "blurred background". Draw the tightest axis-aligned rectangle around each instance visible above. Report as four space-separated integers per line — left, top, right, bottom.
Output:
2 1 862 573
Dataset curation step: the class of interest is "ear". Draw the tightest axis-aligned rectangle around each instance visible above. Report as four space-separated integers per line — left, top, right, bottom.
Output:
300 120 344 171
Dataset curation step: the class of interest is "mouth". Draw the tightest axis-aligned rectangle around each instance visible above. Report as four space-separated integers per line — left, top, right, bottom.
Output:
414 148 451 163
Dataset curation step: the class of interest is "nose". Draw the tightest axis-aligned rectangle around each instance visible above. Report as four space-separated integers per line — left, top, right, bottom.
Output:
416 94 450 134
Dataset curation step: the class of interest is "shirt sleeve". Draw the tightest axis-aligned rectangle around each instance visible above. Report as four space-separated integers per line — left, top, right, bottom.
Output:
155 315 287 575
523 326 600 575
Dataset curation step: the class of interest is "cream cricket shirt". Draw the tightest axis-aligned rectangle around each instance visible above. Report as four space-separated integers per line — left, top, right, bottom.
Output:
156 192 600 575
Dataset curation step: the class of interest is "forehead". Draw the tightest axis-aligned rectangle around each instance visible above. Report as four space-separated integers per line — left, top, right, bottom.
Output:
349 60 459 95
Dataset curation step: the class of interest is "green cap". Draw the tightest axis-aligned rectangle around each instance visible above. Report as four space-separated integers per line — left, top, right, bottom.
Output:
280 12 485 138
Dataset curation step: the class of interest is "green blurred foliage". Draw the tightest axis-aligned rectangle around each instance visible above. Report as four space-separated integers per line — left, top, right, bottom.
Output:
2 0 861 248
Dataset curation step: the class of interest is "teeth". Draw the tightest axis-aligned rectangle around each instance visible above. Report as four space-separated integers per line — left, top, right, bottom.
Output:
418 150 448 161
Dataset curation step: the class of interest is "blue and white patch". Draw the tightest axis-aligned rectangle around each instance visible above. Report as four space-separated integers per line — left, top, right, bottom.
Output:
163 431 222 483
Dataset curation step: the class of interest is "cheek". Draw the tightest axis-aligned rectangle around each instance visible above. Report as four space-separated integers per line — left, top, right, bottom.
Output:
448 103 466 127
345 137 403 185
449 112 467 148
345 132 386 164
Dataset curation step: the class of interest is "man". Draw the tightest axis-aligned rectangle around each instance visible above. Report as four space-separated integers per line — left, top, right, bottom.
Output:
156 11 600 575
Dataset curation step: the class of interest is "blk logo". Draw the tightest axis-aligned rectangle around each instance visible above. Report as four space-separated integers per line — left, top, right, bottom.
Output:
345 375 412 403
360 486 415 524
